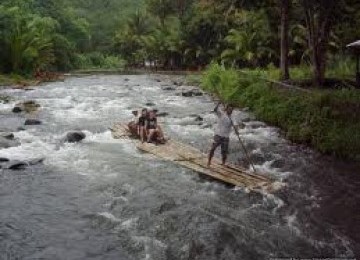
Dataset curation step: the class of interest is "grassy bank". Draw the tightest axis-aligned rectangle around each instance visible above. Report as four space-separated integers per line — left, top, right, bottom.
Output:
201 64 360 160
0 74 22 87
0 74 40 88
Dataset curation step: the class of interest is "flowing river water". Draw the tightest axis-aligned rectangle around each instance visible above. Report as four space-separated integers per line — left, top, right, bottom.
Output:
0 74 359 259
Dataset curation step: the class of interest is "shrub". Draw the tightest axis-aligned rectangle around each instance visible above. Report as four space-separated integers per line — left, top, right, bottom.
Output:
201 65 360 159
74 52 126 70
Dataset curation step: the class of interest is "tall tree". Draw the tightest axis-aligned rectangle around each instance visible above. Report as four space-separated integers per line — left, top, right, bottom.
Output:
301 0 337 86
146 0 174 26
279 0 290 80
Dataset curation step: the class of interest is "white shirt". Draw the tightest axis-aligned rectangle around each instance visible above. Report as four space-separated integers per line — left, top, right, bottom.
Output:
214 106 233 138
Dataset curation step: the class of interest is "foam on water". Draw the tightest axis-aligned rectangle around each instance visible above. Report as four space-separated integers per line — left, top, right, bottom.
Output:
97 212 122 223
0 131 54 161
0 75 356 258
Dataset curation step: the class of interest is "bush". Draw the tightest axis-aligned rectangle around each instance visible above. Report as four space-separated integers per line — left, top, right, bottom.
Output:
74 52 126 70
201 64 360 159
102 56 126 69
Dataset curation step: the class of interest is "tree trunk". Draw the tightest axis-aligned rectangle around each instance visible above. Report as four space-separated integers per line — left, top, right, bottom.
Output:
356 53 360 88
280 0 290 80
312 41 326 86
302 0 335 87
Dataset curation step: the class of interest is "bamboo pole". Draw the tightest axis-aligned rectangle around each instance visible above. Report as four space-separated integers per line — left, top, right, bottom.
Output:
228 114 257 173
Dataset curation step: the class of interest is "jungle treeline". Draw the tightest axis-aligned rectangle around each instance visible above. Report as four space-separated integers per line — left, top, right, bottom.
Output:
1 0 360 85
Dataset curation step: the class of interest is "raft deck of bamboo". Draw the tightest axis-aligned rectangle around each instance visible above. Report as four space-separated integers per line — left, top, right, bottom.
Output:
111 123 281 193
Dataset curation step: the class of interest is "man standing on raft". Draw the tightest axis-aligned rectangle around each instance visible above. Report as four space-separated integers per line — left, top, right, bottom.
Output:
208 102 238 167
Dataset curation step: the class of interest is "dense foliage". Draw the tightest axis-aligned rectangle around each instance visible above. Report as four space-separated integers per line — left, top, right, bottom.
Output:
1 0 359 81
0 0 138 74
112 0 360 85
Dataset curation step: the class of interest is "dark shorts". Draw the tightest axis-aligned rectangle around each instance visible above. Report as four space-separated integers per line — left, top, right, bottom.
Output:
211 135 229 156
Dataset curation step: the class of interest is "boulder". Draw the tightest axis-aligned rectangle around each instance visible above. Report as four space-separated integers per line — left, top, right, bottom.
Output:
124 78 130 82
132 110 139 116
145 102 156 107
0 158 9 162
64 131 86 143
22 100 41 113
181 89 203 97
2 158 44 170
13 100 41 114
240 116 252 123
0 132 14 140
191 89 203 96
0 137 20 149
181 91 193 97
162 86 176 91
173 81 183 86
0 95 11 104
156 112 169 117
24 119 42 125
7 161 28 170
12 106 22 113
194 116 203 122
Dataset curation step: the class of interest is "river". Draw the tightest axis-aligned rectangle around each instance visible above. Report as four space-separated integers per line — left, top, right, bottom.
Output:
0 74 359 259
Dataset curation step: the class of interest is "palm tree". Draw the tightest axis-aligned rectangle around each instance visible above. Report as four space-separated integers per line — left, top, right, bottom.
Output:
221 29 257 67
221 10 274 67
6 9 57 72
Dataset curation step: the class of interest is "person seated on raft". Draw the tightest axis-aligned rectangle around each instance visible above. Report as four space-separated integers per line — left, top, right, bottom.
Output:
137 108 148 143
146 110 165 143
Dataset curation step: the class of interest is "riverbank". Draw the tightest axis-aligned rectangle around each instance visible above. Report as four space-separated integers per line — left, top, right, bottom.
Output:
0 74 42 89
0 73 66 89
200 64 360 160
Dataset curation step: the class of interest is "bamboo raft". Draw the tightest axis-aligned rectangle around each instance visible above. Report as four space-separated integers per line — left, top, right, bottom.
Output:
111 123 282 193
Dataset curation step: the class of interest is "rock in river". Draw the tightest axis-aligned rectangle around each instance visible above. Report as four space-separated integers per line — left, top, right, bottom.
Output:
145 102 156 107
156 112 169 117
0 132 14 140
64 131 86 143
2 158 44 170
181 89 203 97
0 137 20 149
24 119 42 125
12 100 41 114
12 106 23 113
194 116 203 122
7 161 28 170
162 86 176 91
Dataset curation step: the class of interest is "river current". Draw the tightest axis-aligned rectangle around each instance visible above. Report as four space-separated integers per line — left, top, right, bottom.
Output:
0 74 359 259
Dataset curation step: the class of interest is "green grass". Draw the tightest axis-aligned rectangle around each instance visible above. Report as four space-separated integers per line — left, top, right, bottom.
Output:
201 63 360 160
0 74 29 87
237 56 356 83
